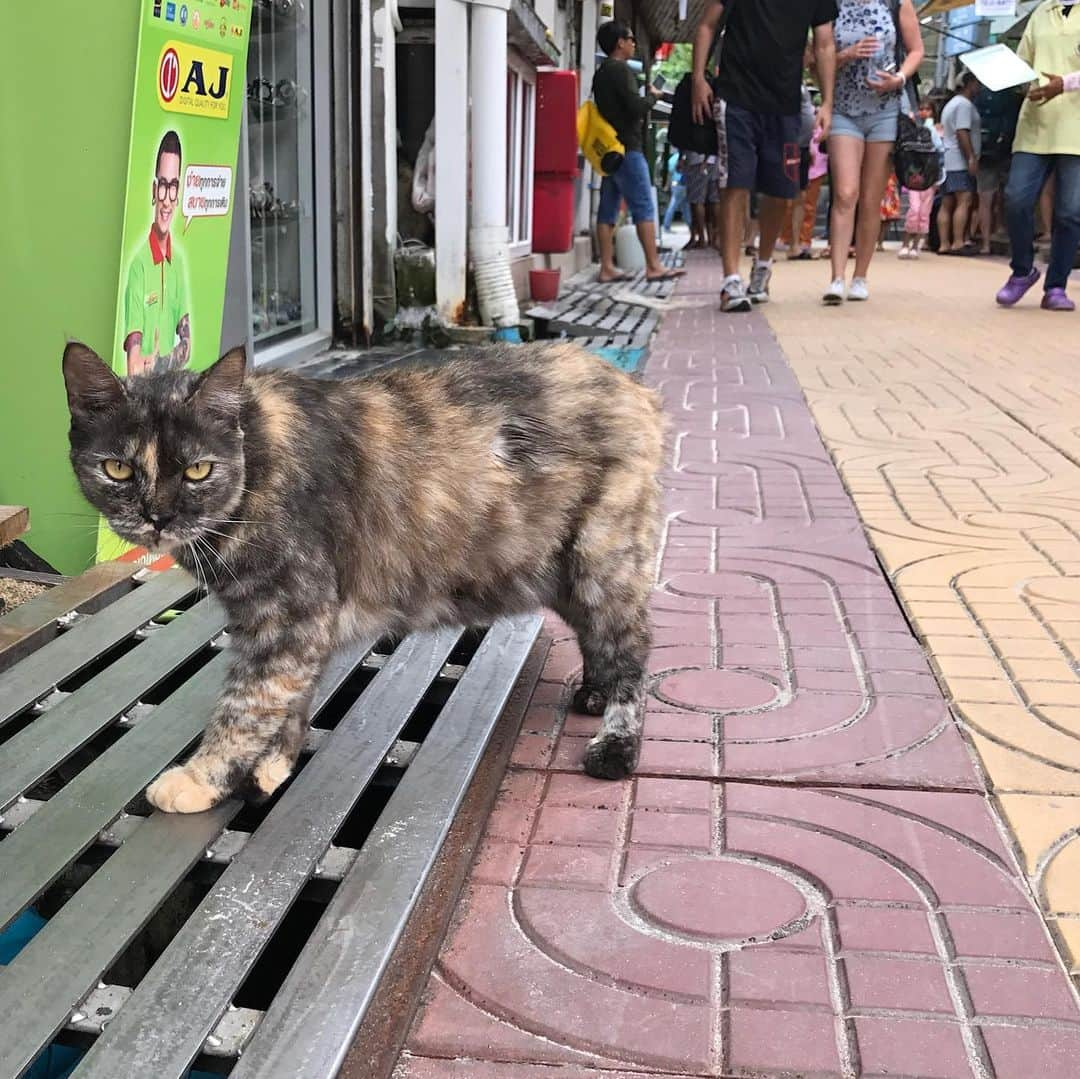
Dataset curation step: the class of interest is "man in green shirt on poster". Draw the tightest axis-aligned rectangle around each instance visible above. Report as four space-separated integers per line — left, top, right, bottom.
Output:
123 130 191 375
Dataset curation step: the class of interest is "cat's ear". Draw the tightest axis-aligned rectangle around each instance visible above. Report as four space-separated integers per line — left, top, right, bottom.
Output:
192 347 247 420
62 341 125 417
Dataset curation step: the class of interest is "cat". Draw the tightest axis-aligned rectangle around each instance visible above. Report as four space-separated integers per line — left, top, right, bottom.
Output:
62 341 665 813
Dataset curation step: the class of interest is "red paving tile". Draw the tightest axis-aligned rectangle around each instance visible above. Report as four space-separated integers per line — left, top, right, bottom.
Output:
397 258 1080 1076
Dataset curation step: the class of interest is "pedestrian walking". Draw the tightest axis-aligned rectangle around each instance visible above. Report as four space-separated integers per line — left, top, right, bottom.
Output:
684 152 720 248
691 0 838 312
899 99 941 258
662 151 690 233
822 0 924 305
780 77 824 257
996 0 1080 312
592 21 685 283
878 170 901 250
937 72 983 257
974 86 1022 255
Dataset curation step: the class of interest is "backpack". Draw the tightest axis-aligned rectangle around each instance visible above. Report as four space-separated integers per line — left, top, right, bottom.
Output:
893 112 941 191
977 87 1021 165
669 77 719 155
668 2 732 154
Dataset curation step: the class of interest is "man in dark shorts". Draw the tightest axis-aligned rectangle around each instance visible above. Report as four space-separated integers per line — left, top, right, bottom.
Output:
692 0 837 311
592 21 685 283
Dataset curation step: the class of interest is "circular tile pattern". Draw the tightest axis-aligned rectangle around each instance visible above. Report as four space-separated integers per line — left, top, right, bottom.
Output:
963 511 1056 532
634 858 807 942
1023 577 1080 604
666 572 766 599
928 464 1000 480
657 669 779 712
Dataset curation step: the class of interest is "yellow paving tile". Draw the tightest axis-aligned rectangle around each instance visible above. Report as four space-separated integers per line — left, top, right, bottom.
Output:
1053 917 1080 974
765 255 1080 964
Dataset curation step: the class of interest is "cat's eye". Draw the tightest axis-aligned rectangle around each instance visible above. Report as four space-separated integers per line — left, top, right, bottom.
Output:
102 459 133 481
183 461 214 482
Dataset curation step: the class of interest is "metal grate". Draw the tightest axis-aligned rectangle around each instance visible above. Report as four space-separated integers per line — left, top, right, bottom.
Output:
0 567 541 1077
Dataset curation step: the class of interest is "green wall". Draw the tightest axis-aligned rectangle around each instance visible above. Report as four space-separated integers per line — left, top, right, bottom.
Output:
0 5 140 572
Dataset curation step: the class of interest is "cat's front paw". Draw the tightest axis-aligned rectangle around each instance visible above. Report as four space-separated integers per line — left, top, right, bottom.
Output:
572 684 608 716
146 764 223 814
252 753 292 798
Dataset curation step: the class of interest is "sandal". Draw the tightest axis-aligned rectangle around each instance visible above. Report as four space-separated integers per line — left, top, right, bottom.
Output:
646 268 686 282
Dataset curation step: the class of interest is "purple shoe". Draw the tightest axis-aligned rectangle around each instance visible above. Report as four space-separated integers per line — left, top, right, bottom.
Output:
1041 288 1076 312
996 267 1040 307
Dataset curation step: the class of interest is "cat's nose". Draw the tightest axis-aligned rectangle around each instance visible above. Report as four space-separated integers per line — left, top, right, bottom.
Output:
148 512 175 530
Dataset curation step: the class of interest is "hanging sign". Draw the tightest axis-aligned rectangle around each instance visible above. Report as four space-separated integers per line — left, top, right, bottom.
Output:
975 0 1016 17
100 0 252 560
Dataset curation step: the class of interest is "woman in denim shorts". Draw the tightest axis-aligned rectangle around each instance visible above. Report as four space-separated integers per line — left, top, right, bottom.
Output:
823 0 924 305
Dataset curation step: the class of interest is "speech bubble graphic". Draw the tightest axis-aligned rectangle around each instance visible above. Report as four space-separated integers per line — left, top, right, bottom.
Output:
182 164 232 232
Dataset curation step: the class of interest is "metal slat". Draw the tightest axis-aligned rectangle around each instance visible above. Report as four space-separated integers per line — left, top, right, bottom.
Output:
231 615 542 1079
0 598 226 811
0 568 196 728
0 808 234 1079
0 561 139 674
75 626 463 1079
0 654 228 934
0 636 379 1078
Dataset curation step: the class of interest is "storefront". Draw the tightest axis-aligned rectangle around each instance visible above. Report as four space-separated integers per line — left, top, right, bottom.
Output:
219 0 336 367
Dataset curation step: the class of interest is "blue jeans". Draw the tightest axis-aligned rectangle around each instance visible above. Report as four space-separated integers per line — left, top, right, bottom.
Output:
662 183 688 230
1005 151 1080 291
597 150 656 225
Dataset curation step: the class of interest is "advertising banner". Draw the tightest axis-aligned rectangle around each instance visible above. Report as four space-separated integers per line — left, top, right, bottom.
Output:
99 0 252 559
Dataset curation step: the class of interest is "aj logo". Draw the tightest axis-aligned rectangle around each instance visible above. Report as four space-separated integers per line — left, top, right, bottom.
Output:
157 40 234 119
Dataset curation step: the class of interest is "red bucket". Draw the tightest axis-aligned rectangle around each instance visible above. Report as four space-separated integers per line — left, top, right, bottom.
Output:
529 268 561 303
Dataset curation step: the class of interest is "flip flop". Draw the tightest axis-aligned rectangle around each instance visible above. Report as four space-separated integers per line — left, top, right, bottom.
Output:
598 272 632 283
646 269 686 282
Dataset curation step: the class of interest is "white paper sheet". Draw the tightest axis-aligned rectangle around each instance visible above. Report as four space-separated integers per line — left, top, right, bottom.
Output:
960 44 1039 93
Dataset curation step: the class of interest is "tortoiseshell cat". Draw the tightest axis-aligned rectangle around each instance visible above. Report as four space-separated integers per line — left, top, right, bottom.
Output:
62 341 664 812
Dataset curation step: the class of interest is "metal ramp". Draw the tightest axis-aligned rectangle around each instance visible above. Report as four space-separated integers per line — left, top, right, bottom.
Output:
0 566 542 1078
525 254 683 359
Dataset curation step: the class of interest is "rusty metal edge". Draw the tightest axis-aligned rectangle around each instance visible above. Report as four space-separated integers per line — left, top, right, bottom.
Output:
336 632 551 1079
0 561 141 675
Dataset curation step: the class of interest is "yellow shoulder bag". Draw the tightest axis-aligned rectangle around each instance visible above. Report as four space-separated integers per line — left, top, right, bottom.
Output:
576 101 625 177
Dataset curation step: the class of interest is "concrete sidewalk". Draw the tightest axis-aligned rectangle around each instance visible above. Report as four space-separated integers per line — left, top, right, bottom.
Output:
393 251 1080 1077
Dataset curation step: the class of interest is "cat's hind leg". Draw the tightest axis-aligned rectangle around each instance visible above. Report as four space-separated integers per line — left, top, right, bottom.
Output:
579 603 650 780
557 471 658 780
146 621 328 813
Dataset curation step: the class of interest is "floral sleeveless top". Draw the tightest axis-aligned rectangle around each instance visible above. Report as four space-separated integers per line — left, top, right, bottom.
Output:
835 0 900 118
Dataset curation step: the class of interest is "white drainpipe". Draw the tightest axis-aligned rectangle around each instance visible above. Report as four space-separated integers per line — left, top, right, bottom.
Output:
359 0 374 340
468 0 520 332
435 0 470 323
435 0 518 332
373 0 402 291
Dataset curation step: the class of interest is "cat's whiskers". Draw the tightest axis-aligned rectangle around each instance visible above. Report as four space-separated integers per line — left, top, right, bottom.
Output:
196 534 241 590
199 526 272 554
184 538 211 596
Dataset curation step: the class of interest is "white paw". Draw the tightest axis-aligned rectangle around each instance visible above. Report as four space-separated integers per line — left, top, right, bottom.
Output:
252 753 292 797
146 764 221 814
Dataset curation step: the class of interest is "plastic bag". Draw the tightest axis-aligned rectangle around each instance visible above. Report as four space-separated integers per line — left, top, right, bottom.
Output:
411 120 435 215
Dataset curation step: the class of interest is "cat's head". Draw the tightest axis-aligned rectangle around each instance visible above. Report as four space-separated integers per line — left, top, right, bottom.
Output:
62 342 247 552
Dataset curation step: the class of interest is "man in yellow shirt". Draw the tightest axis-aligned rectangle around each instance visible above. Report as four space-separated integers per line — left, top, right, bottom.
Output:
997 0 1080 311
123 130 192 373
